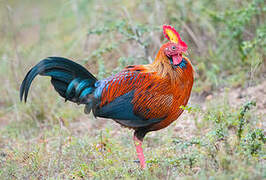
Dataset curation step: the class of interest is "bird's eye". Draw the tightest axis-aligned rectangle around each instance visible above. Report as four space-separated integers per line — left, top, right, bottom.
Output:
171 46 176 50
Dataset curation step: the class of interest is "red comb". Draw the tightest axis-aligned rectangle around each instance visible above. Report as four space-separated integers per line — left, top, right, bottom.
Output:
163 25 187 49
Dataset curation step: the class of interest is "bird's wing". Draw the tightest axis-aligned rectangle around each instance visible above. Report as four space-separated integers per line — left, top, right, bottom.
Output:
92 65 173 128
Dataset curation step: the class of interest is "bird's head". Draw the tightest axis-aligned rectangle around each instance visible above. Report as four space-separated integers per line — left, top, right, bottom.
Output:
161 25 187 67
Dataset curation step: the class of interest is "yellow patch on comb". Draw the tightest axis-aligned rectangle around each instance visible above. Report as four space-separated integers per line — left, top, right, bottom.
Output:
164 28 179 43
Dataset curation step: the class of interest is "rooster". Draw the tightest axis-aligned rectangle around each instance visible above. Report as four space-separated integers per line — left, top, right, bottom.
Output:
20 25 194 168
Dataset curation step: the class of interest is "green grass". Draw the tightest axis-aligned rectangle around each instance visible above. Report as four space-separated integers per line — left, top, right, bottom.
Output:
0 0 265 179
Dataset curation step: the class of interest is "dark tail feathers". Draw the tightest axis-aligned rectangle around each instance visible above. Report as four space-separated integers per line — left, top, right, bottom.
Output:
20 57 97 104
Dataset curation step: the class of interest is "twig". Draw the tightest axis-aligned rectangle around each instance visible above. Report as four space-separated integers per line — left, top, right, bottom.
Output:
238 101 256 140
181 21 203 52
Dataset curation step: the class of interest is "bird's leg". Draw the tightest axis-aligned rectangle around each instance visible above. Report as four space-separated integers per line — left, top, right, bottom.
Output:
133 135 146 169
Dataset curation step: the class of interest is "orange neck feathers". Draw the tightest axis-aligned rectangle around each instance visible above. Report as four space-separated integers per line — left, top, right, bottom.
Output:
150 44 194 85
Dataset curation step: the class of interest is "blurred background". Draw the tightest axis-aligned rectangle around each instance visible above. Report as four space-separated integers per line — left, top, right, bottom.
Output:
0 0 265 179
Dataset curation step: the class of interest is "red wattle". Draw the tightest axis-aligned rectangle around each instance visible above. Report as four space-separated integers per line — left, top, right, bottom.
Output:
172 54 182 65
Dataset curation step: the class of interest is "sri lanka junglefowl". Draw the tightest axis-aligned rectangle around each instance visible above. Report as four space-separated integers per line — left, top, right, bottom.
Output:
20 25 194 168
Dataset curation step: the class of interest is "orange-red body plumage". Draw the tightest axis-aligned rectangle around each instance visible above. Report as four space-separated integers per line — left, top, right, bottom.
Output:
97 55 194 132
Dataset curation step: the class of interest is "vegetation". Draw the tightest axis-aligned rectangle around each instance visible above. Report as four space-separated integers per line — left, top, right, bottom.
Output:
0 0 265 179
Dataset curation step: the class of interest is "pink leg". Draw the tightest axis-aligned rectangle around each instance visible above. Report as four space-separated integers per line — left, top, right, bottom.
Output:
133 135 146 169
